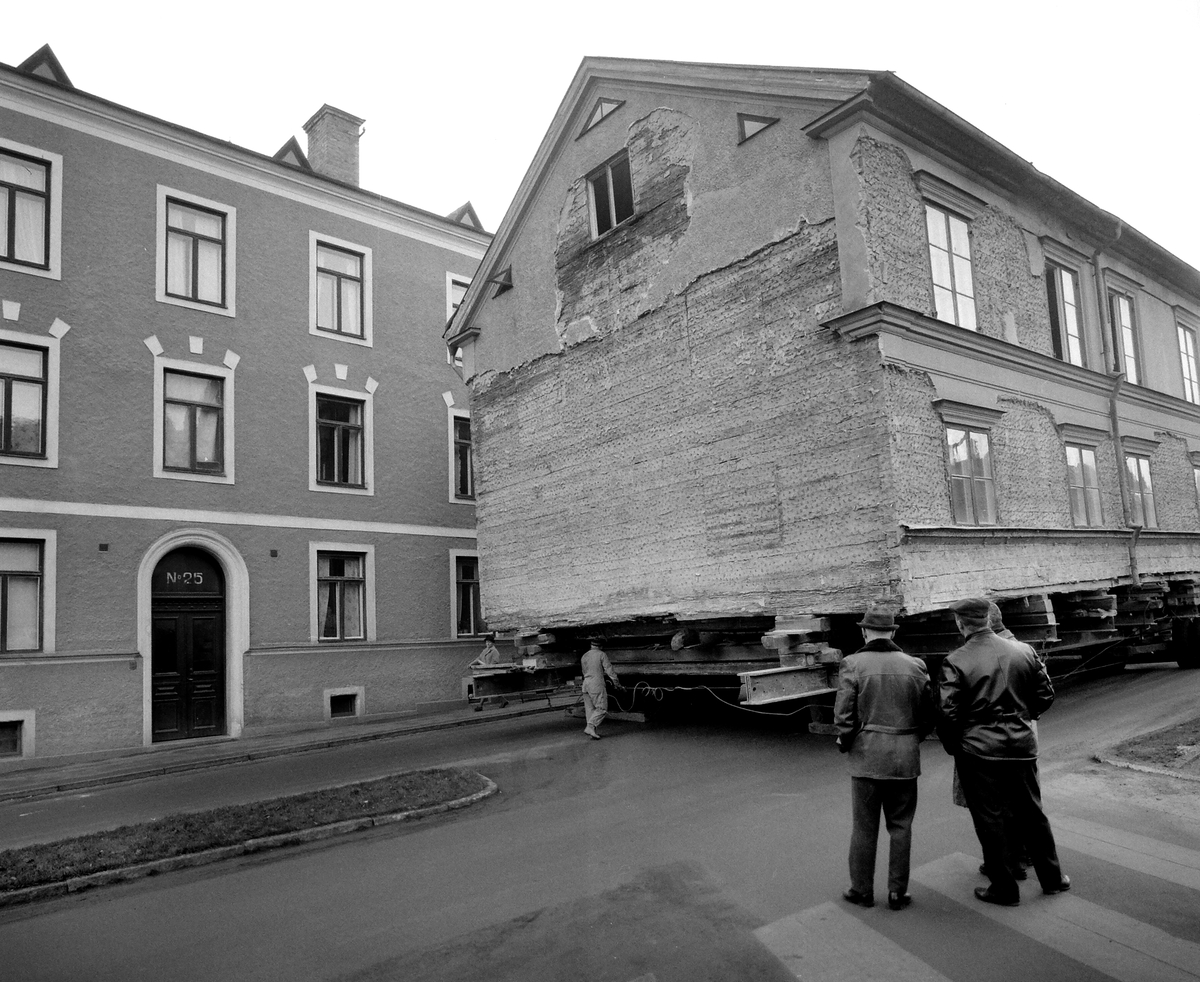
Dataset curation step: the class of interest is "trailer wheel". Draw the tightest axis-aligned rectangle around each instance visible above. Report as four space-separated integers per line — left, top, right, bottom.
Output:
1179 619 1200 670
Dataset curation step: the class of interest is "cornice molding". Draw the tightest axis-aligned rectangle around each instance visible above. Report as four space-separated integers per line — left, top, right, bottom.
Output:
901 523 1200 545
1121 435 1161 456
0 73 489 259
823 302 1200 424
1041 237 1091 270
932 398 1004 429
1057 422 1111 447
913 170 985 220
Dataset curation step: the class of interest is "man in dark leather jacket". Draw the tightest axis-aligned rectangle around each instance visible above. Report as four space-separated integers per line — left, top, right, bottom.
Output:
940 597 1071 906
835 605 934 911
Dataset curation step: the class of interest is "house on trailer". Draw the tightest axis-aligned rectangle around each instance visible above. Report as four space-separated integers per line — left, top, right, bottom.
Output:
0 45 490 760
446 57 1200 688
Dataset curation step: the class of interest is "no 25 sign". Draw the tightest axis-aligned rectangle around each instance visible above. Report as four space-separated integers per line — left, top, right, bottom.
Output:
166 571 204 586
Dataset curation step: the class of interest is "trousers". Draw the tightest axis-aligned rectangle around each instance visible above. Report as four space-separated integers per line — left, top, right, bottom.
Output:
849 776 918 896
955 753 1062 899
582 687 607 730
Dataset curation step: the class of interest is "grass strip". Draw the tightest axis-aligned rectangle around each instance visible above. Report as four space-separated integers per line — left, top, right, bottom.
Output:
1110 717 1200 768
0 767 487 893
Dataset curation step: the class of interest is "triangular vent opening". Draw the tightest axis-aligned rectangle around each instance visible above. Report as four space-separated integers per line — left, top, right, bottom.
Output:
17 44 74 89
272 136 313 172
737 113 779 144
579 98 625 137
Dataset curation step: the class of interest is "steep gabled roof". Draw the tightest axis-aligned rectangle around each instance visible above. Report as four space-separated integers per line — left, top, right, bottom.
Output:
17 44 73 89
449 56 881 341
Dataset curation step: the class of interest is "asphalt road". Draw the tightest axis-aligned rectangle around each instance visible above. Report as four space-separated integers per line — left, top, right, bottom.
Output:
1 666 1198 982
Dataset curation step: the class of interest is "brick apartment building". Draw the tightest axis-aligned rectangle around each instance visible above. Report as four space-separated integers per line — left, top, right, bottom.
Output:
0 46 490 758
447 58 1200 680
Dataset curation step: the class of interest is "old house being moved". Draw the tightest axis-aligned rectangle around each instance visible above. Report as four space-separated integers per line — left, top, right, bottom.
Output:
447 58 1200 695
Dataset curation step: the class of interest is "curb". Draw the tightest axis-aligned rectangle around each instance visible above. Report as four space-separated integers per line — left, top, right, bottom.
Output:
0 699 571 803
0 775 498 910
1093 756 1200 783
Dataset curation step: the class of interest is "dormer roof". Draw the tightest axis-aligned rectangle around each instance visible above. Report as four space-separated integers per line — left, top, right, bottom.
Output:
446 201 483 230
272 136 313 172
17 44 73 89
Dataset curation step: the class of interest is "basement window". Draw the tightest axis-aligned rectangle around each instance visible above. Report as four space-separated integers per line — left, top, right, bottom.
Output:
588 151 634 238
329 693 358 718
0 721 21 756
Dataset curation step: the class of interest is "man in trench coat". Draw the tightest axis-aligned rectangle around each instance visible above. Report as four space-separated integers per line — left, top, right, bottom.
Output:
835 605 935 910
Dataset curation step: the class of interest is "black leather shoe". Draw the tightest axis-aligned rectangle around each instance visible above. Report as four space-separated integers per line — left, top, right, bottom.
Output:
974 886 1019 906
888 892 912 910
842 889 875 908
1042 874 1071 895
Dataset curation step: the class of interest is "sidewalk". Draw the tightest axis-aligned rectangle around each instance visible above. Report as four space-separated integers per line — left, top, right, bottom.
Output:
0 693 580 804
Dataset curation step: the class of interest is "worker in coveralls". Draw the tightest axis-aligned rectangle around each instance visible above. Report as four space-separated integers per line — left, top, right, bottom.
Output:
835 605 934 911
580 639 620 740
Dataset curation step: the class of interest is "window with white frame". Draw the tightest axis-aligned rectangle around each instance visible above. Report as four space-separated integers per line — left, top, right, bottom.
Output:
309 382 374 495
163 370 224 474
310 232 372 345
946 426 996 525
926 203 977 330
0 138 61 279
446 274 470 367
1046 263 1085 366
309 542 375 643
0 537 42 653
156 186 236 317
1125 454 1157 528
151 352 235 485
454 553 484 637
450 410 474 501
0 326 60 469
1177 320 1199 405
0 340 46 458
1109 290 1140 385
588 150 635 238
1065 444 1102 527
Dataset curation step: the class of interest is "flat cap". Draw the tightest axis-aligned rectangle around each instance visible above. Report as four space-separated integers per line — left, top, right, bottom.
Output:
950 597 991 618
858 605 898 630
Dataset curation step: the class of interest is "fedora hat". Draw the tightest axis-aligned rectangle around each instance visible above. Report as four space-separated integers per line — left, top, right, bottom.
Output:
858 605 897 630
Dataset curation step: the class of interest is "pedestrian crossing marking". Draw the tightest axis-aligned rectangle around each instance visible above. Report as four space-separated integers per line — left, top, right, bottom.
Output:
1052 814 1200 892
755 901 955 982
912 852 1200 982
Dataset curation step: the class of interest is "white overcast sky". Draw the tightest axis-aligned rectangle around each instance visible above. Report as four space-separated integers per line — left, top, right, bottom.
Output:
5 0 1199 267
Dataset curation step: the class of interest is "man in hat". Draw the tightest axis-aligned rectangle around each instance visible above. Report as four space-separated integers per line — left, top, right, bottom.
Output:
580 638 620 740
835 605 934 911
940 597 1070 906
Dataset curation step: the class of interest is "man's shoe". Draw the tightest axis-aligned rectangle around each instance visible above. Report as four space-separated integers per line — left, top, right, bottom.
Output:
842 889 875 908
583 726 599 739
1042 875 1071 895
887 892 912 910
974 886 1019 906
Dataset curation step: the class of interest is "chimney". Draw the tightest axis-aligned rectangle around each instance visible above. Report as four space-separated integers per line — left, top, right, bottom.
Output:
303 105 365 186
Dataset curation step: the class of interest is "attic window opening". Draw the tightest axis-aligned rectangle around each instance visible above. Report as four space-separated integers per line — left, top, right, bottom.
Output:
579 98 625 138
588 152 634 238
737 113 779 144
489 266 513 298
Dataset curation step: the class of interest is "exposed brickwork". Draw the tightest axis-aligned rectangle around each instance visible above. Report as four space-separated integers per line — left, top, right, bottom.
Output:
990 398 1071 527
850 136 932 312
556 109 695 343
471 221 902 629
1147 433 1200 530
883 366 951 526
969 208 1054 353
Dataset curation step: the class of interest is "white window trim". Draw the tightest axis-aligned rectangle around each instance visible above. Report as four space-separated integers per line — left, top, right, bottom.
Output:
155 185 237 318
151 354 236 485
324 685 365 719
913 171 985 220
449 547 481 639
0 527 56 654
309 541 376 643
0 324 60 469
309 231 373 347
448 406 474 505
308 381 375 496
446 273 471 366
0 137 62 281
0 710 35 758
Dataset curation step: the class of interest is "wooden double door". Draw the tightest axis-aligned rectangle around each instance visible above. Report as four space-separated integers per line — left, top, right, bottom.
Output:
151 548 226 741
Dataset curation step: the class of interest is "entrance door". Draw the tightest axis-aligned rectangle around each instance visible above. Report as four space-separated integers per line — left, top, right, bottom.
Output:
151 547 226 741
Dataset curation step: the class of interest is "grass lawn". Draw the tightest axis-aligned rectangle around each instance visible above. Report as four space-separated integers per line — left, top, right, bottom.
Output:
0 767 488 893
1111 717 1200 768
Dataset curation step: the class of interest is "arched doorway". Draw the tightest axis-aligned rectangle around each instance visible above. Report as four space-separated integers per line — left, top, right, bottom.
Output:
150 547 226 741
